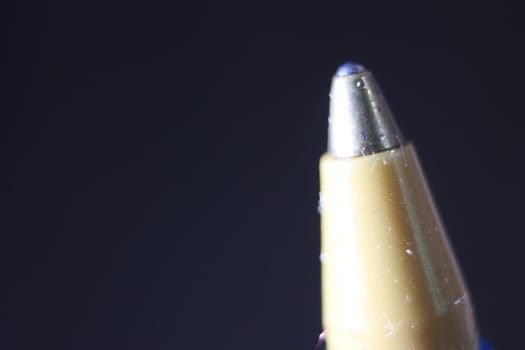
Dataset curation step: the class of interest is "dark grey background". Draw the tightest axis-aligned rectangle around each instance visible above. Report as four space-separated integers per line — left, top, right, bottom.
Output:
7 1 524 349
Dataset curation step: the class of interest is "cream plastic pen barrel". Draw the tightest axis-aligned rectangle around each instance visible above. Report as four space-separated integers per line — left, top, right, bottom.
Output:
319 63 478 349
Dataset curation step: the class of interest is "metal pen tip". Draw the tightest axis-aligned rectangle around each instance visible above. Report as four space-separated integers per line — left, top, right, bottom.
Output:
328 63 404 157
335 62 367 77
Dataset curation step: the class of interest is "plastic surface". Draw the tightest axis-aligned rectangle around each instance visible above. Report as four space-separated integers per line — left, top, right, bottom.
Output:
314 336 493 350
319 144 478 349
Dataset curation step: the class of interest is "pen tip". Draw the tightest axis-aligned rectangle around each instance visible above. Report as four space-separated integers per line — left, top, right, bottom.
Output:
328 63 403 157
335 62 367 77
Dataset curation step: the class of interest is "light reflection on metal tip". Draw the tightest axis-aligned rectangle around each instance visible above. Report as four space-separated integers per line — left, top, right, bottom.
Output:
335 62 367 77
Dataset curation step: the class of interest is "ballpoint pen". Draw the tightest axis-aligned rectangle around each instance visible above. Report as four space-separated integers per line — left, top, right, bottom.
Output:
317 63 492 349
